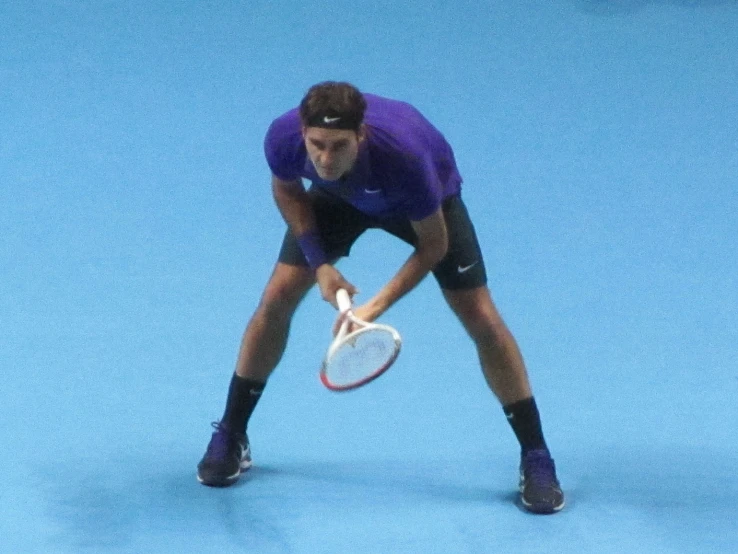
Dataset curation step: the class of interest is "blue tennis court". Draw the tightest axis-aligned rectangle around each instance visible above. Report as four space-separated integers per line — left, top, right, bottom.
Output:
2 1 737 552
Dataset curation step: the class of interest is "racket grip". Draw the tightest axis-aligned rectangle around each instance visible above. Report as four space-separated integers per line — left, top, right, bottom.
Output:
336 288 352 313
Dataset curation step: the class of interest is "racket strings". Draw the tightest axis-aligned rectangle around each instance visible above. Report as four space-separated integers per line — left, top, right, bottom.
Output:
324 328 399 387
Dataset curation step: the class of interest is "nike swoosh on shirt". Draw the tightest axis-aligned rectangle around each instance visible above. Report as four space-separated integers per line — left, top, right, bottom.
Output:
364 188 382 194
457 262 479 273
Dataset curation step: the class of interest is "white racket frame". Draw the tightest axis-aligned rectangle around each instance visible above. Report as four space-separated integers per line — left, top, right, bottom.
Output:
320 289 402 391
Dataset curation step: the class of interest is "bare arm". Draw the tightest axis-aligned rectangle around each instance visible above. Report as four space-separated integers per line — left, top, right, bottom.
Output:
271 175 316 236
356 206 448 321
271 175 357 305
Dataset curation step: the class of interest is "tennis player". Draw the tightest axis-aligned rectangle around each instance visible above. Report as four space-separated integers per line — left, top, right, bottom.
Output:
197 82 564 513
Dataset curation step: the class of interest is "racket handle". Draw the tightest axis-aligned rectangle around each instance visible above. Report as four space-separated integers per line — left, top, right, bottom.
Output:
336 288 352 313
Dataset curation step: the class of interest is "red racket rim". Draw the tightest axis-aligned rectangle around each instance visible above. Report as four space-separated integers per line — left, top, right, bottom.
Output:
319 342 401 392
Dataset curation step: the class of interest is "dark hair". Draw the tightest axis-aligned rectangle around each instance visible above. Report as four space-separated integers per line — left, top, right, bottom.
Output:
299 81 366 131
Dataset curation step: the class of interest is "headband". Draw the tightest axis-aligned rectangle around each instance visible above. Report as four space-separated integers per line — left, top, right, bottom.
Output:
303 111 362 130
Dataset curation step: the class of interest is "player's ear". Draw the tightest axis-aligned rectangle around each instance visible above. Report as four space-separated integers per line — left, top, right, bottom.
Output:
356 124 366 143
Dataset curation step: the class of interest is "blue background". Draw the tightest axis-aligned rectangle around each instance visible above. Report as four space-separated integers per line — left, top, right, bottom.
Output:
2 1 737 552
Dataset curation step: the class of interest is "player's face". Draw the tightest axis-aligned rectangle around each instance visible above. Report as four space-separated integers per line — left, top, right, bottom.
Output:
302 126 365 181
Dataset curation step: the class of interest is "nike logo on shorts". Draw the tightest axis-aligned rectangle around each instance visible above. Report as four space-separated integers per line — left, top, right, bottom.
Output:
457 262 479 273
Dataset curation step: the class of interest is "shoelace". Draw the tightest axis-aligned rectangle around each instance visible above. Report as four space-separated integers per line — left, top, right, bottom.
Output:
206 422 236 460
524 450 557 485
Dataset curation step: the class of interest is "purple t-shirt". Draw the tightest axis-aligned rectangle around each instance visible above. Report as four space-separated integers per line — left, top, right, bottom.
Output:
263 93 462 220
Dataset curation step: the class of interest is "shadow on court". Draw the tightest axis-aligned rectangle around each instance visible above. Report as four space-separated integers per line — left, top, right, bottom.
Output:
35 456 512 551
35 444 736 552
251 461 512 505
35 461 296 553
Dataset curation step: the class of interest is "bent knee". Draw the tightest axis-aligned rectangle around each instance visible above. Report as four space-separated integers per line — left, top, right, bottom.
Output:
445 288 509 340
461 307 509 342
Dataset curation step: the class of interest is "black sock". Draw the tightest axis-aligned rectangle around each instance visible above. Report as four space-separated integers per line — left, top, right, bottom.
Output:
503 397 548 454
221 374 266 434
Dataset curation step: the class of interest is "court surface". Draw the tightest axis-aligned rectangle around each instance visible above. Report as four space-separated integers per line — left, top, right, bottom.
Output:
2 1 737 552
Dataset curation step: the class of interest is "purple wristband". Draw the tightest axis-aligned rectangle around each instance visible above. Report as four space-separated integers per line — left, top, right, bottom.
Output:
296 230 329 270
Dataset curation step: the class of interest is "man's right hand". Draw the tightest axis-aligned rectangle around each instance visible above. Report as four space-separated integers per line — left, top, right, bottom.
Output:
315 264 358 309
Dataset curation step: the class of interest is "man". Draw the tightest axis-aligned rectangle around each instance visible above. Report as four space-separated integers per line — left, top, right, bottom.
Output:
197 81 564 514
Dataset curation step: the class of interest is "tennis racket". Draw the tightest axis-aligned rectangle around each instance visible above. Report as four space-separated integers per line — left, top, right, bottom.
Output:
320 289 402 392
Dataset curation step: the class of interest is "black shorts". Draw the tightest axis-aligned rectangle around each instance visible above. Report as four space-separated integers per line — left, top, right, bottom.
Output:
278 187 487 290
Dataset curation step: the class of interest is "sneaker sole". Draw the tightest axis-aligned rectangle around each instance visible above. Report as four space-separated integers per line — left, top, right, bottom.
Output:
197 464 251 487
520 495 565 514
